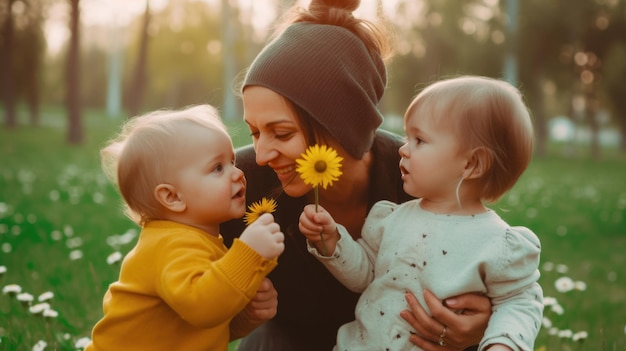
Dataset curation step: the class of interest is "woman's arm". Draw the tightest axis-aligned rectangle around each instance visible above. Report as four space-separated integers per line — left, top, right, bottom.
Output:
401 289 491 351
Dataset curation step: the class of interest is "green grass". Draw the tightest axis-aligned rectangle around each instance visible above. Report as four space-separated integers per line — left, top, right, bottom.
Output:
1 109 625 350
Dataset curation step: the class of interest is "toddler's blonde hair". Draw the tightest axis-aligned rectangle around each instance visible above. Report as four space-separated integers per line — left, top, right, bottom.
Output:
101 105 227 225
405 76 534 202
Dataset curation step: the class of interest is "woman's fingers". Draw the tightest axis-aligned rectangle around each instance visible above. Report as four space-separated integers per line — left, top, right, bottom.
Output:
402 289 489 350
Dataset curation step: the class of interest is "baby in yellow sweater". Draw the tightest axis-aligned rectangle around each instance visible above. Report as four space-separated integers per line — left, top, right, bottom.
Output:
86 105 285 351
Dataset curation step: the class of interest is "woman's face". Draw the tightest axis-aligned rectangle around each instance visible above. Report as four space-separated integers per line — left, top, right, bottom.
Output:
243 86 311 197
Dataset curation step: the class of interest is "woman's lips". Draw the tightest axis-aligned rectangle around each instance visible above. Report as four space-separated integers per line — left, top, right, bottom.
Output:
274 164 296 175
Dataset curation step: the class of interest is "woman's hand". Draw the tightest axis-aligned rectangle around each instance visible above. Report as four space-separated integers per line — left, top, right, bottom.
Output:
400 289 491 351
230 278 278 340
242 278 278 323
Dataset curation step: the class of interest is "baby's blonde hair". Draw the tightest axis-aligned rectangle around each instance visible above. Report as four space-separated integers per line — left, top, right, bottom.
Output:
101 105 227 225
405 76 534 202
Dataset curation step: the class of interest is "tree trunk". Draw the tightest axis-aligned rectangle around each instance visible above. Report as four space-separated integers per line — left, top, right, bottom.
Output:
1 0 16 128
620 114 626 153
221 0 237 121
66 0 82 144
128 0 151 118
585 87 600 160
531 76 548 158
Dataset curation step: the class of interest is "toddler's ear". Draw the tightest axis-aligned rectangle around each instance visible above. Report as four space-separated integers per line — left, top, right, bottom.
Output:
464 147 492 180
154 184 186 213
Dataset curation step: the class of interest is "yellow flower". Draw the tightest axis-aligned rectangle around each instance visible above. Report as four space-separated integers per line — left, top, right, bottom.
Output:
295 144 343 256
243 197 277 225
296 145 343 189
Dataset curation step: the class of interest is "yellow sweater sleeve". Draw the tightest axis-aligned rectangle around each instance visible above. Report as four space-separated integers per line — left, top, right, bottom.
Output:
154 232 277 328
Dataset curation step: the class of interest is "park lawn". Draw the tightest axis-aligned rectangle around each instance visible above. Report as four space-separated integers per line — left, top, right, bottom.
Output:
0 110 625 350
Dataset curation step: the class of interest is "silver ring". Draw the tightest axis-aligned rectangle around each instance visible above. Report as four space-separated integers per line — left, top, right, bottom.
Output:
438 325 447 347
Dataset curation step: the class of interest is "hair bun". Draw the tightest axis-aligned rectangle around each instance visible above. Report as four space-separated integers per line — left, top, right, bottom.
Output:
309 0 359 14
309 0 359 26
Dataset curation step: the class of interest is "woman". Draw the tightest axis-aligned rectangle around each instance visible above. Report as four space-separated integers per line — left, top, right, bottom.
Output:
221 1 492 350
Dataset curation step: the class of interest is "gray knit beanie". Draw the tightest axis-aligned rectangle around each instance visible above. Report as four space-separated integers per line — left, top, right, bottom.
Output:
243 22 387 159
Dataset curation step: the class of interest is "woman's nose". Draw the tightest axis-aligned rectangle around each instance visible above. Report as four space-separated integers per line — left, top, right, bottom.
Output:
254 138 278 166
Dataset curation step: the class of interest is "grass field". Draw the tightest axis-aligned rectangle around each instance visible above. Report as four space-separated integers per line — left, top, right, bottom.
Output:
1 109 625 350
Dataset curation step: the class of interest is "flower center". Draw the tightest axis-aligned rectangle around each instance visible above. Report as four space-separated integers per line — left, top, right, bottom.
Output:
314 160 327 173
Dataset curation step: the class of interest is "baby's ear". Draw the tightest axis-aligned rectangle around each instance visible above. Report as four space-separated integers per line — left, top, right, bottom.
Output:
464 147 492 180
154 184 186 213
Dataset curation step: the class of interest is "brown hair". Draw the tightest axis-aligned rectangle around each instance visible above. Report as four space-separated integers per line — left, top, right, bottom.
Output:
405 76 534 202
101 105 227 225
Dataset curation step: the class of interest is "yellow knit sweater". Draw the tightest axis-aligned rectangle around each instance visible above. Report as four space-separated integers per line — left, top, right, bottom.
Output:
86 220 277 351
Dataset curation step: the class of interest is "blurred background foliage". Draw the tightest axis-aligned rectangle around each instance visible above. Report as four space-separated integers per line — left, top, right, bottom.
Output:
1 0 625 155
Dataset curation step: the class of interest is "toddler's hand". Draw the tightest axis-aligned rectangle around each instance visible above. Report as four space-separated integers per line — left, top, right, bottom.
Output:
299 204 337 240
299 204 340 255
239 213 284 259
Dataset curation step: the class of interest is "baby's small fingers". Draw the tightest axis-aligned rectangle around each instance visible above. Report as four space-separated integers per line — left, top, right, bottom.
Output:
255 213 275 224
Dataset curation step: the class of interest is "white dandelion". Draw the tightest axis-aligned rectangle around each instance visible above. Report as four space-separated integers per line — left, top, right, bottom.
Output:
38 291 54 302
92 192 105 204
107 252 123 265
29 302 51 314
17 292 34 303
64 225 74 237
542 262 554 272
2 284 22 294
542 317 552 328
543 296 558 306
69 250 83 260
66 237 83 249
43 309 59 318
572 331 588 342
551 304 564 315
555 276 575 293
32 340 47 351
49 190 60 202
556 264 569 273
558 329 573 338
0 265 6 275
1 243 12 253
574 280 587 291
74 336 92 349
50 230 63 241
0 202 9 216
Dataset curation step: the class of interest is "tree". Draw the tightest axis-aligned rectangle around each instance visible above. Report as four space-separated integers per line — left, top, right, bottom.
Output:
18 0 46 126
1 0 16 128
221 0 236 121
66 0 82 144
128 0 151 117
598 2 626 152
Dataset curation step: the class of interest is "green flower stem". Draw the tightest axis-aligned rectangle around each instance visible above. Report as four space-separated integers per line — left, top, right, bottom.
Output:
315 186 327 256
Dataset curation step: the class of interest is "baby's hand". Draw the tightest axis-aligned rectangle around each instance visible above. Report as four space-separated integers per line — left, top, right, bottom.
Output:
299 204 340 255
239 213 284 259
299 204 337 239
